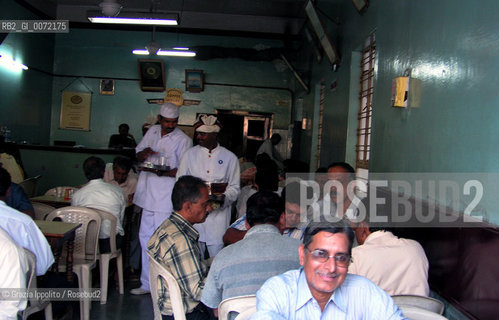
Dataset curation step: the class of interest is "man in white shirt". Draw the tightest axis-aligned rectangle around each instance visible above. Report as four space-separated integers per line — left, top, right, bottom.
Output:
349 220 430 296
177 114 240 257
0 167 54 276
72 156 126 253
131 103 192 295
103 156 138 207
256 134 284 169
0 227 29 320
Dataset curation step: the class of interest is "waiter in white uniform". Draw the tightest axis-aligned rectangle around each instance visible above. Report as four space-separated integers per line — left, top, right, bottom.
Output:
177 114 240 257
131 103 192 295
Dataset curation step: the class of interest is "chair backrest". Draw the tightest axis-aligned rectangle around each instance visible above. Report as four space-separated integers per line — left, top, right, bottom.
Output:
93 208 118 253
46 206 101 261
21 247 51 320
399 305 448 320
32 202 56 220
147 251 186 320
218 295 257 320
392 295 445 315
19 175 41 197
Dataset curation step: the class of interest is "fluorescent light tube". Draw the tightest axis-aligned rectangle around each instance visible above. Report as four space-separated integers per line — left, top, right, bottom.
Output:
132 49 196 57
88 12 178 25
0 55 28 71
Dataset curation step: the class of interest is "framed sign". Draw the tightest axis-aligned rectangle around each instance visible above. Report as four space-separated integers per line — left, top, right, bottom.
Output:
60 91 91 131
185 69 204 92
100 79 114 95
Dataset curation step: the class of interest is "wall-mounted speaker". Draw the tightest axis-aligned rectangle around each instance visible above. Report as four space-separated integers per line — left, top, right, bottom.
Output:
138 59 165 92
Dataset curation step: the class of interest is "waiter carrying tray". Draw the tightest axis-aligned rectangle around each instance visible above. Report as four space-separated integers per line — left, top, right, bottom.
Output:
130 103 192 295
177 114 240 257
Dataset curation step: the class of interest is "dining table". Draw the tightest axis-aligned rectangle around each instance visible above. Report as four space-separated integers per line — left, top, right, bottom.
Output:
30 194 72 208
35 220 81 282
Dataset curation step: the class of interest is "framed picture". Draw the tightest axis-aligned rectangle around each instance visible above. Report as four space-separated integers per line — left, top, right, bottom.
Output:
138 59 165 92
185 69 204 92
100 79 115 95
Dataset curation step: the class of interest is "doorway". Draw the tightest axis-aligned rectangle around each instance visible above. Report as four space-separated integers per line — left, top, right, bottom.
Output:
216 110 273 161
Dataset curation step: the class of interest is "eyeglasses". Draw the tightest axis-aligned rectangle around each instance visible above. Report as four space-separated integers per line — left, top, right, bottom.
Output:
307 249 351 267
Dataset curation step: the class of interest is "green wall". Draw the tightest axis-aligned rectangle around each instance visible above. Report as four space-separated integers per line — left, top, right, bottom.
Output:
49 29 293 147
299 0 499 225
0 0 54 145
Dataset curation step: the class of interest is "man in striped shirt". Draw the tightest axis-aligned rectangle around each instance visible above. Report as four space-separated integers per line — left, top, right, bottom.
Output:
147 175 214 320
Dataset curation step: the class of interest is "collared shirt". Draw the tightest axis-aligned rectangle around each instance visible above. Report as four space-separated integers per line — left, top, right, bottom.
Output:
71 178 126 239
6 182 34 212
201 224 300 309
147 212 207 315
230 214 305 240
0 227 28 320
177 144 240 245
349 231 429 296
103 163 138 206
134 126 192 213
250 269 406 320
0 201 54 276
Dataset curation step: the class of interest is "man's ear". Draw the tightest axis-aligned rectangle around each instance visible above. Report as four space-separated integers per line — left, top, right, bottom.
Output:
157 115 162 122
278 212 286 232
298 244 306 266
182 201 191 214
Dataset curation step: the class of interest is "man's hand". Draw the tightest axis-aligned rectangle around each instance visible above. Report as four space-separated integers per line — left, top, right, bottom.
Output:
137 147 155 162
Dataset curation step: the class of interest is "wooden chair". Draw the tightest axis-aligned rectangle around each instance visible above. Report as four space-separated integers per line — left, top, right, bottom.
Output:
93 209 124 304
147 251 186 320
19 248 53 320
19 175 42 197
218 295 257 320
399 305 448 320
392 294 445 315
46 206 101 320
32 202 56 220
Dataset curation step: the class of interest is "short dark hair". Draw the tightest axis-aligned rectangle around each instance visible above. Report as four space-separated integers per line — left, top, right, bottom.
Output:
255 169 278 192
303 221 355 255
0 167 12 197
113 156 132 172
119 123 129 131
246 190 284 227
172 175 207 212
83 156 106 180
327 162 355 182
281 181 313 206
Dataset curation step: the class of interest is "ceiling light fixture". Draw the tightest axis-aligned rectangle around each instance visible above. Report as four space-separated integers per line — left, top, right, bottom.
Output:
99 0 122 17
0 55 28 71
88 12 178 25
132 49 196 57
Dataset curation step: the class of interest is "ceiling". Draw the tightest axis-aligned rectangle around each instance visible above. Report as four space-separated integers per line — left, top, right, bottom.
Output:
21 0 315 37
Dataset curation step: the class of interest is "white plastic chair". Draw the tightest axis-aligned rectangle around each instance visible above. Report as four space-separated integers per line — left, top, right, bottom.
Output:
19 175 41 197
147 251 186 320
218 295 257 320
46 206 101 320
93 209 124 304
32 202 56 220
19 248 53 320
399 305 448 320
392 294 445 315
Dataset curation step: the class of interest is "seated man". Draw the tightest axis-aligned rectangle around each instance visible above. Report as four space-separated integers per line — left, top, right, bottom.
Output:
0 167 54 276
7 182 35 219
103 156 138 207
223 181 306 245
202 191 301 317
250 221 404 319
0 226 29 319
350 219 429 296
71 156 126 253
108 123 137 149
147 175 214 320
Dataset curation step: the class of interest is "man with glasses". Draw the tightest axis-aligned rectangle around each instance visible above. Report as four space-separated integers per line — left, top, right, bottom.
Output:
250 221 405 319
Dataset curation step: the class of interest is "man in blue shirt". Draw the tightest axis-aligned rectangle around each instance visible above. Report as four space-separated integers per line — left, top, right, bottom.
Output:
250 221 406 319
